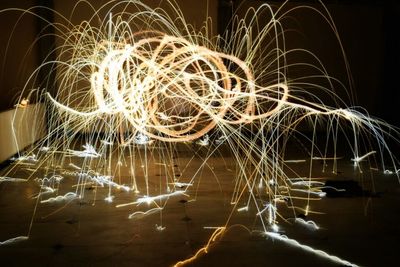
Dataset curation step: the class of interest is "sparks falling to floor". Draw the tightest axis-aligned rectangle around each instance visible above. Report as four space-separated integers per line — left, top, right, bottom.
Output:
0 1 399 266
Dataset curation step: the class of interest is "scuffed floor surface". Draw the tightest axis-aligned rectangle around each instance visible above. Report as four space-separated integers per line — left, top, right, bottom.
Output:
0 144 399 267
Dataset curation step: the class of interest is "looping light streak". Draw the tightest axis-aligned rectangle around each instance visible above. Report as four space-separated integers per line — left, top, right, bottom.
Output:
40 192 79 204
295 218 320 231
46 22 290 143
3 1 399 266
128 207 163 220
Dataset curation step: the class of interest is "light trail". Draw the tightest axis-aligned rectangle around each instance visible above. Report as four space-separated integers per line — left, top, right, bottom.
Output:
170 182 193 188
174 227 226 267
116 190 187 207
40 192 79 204
264 232 359 267
295 218 320 231
67 143 101 158
284 159 307 163
128 207 163 220
351 151 377 166
0 177 27 182
1 1 399 266
0 236 29 246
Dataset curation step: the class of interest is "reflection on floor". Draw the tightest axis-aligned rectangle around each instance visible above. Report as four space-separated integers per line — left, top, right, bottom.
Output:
0 141 399 267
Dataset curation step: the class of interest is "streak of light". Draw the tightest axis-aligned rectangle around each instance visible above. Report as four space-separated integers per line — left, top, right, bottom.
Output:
284 159 307 163
174 227 225 267
295 218 320 230
117 191 187 207
40 192 78 204
67 144 101 158
264 231 358 267
128 207 163 219
351 151 376 163
0 236 29 246
0 177 27 182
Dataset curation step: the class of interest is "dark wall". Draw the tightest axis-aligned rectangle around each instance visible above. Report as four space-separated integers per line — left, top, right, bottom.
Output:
0 0 39 110
382 1 400 127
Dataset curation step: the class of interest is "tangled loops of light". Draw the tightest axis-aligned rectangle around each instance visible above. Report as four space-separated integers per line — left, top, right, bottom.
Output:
48 31 288 142
3 1 399 266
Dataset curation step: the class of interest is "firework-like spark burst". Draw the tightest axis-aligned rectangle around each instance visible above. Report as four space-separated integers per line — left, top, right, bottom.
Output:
1 1 399 266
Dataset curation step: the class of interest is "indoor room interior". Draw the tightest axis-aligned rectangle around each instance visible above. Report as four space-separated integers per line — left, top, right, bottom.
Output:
0 1 399 266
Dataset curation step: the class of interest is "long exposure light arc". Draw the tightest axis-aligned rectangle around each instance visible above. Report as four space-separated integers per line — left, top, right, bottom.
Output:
0 1 399 266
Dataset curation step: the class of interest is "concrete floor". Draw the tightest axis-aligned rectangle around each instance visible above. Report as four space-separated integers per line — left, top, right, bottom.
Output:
0 142 399 267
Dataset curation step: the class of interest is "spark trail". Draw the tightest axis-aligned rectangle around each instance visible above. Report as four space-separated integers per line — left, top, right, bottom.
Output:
1 0 399 266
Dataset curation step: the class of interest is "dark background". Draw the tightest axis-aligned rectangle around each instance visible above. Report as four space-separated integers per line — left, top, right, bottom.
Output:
0 0 398 126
